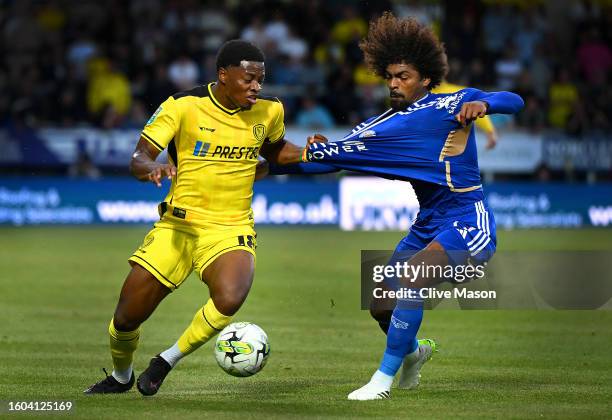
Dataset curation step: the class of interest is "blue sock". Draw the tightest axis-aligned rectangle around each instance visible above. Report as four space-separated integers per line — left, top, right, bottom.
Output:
378 298 424 377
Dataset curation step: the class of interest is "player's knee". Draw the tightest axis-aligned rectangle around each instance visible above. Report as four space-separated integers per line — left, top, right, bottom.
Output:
212 292 247 316
112 311 141 332
369 307 392 334
369 307 392 323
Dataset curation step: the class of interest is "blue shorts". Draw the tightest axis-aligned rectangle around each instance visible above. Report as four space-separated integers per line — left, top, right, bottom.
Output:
392 199 497 267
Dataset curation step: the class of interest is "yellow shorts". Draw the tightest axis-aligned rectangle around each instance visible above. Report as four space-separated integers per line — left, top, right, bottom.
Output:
128 223 257 291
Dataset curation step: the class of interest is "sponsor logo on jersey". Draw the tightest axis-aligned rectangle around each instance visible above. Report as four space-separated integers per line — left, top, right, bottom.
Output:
307 140 368 161
359 130 377 138
192 141 259 159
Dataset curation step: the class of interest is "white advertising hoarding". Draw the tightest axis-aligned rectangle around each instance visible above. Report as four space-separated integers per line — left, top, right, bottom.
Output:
340 177 419 231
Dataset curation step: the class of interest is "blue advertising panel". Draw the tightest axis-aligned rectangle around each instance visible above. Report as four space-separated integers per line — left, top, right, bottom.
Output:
485 183 612 228
0 178 339 226
0 177 610 228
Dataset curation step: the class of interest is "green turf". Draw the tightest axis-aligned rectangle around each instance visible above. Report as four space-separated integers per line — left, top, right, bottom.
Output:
0 227 611 419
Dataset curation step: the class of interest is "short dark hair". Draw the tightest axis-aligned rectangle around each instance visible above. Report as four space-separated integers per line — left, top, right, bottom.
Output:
359 12 448 89
216 40 265 70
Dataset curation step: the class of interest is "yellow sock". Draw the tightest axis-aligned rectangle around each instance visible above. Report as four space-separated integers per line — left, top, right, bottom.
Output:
177 299 232 356
108 318 139 376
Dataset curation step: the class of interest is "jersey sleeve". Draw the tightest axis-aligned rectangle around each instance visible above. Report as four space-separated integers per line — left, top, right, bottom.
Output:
266 101 286 144
461 88 525 115
141 96 180 151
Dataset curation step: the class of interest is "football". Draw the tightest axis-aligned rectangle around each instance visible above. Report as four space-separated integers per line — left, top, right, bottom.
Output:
214 322 270 377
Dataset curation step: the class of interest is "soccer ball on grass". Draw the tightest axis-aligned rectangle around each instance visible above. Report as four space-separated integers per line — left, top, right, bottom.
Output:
214 322 270 377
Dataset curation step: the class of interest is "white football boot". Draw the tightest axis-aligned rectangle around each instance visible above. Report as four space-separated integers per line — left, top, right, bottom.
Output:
347 370 393 400
397 338 437 389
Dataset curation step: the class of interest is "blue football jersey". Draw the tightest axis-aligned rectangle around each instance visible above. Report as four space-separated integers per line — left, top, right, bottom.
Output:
304 88 523 210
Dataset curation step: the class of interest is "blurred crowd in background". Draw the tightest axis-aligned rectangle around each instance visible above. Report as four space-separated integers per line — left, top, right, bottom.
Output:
1 0 611 137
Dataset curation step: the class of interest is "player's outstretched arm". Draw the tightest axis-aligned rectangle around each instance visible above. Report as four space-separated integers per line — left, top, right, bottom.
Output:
259 134 327 165
130 137 177 187
456 91 524 127
259 139 303 165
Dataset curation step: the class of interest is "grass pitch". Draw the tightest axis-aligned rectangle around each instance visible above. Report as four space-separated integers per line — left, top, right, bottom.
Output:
0 227 611 419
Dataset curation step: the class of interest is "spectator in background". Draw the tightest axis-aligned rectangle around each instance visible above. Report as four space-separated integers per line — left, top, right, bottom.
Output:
353 62 387 119
565 96 591 136
453 12 479 63
0 0 608 139
295 96 335 130
528 43 553 100
167 55 199 91
277 27 308 62
122 99 149 129
3 1 46 55
331 5 367 46
67 32 98 80
516 94 546 133
198 5 236 52
494 44 522 90
324 65 360 126
35 1 66 33
513 9 545 65
299 54 327 96
241 16 270 51
264 10 290 42
547 69 579 130
481 4 516 60
394 0 440 27
576 28 612 84
87 58 132 127
146 63 175 112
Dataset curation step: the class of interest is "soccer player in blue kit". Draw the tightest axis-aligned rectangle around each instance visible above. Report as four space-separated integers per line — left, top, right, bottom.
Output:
269 12 524 400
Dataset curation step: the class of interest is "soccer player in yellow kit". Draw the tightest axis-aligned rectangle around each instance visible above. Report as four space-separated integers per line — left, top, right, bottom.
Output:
85 40 306 395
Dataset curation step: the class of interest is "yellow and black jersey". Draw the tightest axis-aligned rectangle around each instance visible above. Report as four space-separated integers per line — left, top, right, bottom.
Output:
141 82 285 228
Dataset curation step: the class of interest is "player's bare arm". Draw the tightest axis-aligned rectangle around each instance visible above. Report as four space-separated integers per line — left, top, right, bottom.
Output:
260 135 328 165
485 129 498 150
129 137 177 187
255 160 269 180
259 138 304 165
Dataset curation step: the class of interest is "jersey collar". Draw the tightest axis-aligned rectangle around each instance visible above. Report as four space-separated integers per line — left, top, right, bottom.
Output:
408 93 430 109
208 83 241 115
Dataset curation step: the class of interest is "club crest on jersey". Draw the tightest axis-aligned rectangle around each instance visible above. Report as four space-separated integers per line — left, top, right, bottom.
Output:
435 91 466 114
253 124 266 141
